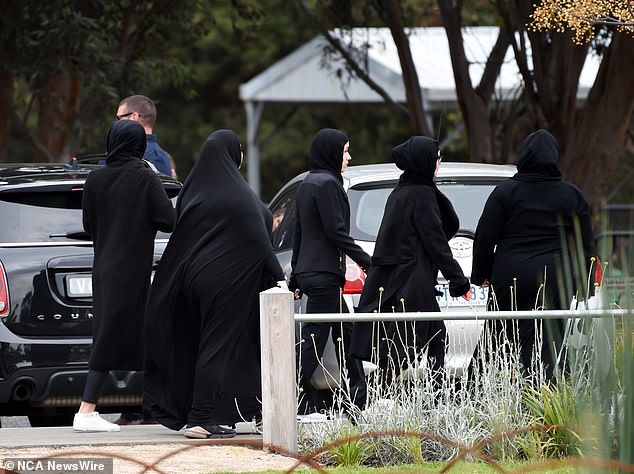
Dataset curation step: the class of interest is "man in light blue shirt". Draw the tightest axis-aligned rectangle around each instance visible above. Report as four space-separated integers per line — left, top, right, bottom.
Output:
115 95 172 176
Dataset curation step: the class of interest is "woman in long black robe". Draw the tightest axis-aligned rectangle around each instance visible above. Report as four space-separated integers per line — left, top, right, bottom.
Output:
350 136 471 387
75 120 174 432
143 130 285 438
470 129 595 378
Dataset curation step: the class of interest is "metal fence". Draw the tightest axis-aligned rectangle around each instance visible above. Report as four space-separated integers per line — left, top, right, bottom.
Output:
258 287 634 455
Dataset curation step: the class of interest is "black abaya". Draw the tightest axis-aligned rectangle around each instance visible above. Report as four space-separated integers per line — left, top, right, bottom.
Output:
349 136 470 385
143 130 284 430
82 120 174 371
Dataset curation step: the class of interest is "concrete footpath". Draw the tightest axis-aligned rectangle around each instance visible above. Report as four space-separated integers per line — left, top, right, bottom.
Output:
1 422 261 449
0 423 305 474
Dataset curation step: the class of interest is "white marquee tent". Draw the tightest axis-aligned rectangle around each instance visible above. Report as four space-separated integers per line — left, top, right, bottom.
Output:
239 27 601 196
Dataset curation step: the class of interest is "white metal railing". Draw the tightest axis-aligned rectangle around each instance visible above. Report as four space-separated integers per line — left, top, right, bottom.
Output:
258 287 633 455
296 308 628 322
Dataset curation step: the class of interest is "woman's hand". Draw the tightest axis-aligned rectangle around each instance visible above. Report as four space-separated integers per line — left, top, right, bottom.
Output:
461 287 473 301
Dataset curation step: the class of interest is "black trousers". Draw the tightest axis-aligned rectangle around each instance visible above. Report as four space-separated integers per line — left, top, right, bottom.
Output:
82 369 108 405
297 273 367 414
468 318 565 385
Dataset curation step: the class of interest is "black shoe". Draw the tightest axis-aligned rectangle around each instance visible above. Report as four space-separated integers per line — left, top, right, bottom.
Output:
183 423 237 439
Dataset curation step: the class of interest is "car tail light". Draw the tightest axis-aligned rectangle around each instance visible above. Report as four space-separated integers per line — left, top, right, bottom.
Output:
594 257 603 286
0 261 8 316
342 257 366 295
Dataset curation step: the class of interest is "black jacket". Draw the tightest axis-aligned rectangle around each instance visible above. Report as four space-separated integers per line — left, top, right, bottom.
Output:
290 129 371 287
471 129 595 310
357 184 470 315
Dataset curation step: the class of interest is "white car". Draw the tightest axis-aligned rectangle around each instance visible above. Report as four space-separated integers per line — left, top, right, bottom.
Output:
269 162 517 386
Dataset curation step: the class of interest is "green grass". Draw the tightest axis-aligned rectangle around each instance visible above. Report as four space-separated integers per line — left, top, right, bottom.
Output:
212 460 579 473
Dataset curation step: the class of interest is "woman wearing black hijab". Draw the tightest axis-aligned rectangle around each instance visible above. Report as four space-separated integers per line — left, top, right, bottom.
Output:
290 128 372 415
74 120 174 432
349 136 471 388
470 129 595 378
143 130 286 439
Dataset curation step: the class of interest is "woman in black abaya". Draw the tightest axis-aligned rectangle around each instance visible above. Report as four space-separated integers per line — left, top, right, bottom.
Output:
74 120 174 432
143 130 286 439
350 136 471 387
470 129 595 378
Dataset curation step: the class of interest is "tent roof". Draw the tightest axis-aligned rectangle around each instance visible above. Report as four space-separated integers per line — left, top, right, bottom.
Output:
239 26 602 197
239 26 600 110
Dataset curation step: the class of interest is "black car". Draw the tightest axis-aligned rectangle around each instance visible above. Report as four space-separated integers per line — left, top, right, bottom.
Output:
0 161 181 426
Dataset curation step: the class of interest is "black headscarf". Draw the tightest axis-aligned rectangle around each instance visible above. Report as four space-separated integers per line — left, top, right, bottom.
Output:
159 128 272 274
105 120 147 169
513 129 562 183
175 129 243 220
393 136 439 186
309 128 348 183
394 135 458 238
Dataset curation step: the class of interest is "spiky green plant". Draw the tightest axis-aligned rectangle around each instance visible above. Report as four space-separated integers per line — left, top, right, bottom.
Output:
325 426 375 466
521 380 583 460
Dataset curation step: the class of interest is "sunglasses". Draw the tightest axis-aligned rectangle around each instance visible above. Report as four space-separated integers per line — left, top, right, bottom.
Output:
115 112 134 120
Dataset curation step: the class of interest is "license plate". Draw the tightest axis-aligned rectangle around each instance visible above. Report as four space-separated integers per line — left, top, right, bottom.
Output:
435 284 488 307
66 275 93 297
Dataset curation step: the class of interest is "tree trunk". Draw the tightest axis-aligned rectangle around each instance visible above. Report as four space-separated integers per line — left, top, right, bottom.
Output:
505 2 634 222
36 72 81 162
523 29 588 139
0 67 12 162
438 0 494 162
562 33 634 220
381 0 431 136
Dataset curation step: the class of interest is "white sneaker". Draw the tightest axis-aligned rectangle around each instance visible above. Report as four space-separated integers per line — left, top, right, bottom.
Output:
73 412 120 432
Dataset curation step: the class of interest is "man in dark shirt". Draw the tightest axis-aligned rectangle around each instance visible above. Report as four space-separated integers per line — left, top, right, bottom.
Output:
115 95 172 176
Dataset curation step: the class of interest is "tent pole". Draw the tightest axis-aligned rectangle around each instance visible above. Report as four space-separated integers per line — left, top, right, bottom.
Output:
245 101 264 197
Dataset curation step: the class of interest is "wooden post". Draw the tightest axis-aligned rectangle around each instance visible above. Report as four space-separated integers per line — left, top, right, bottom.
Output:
259 287 297 455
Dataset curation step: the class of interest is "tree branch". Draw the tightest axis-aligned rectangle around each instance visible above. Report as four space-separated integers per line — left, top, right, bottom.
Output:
552 3 634 27
378 0 431 135
475 24 512 101
11 108 55 162
297 0 410 116
497 0 548 127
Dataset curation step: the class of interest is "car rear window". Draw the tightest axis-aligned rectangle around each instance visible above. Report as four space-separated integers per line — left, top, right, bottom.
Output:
0 188 176 243
347 181 499 241
439 182 498 232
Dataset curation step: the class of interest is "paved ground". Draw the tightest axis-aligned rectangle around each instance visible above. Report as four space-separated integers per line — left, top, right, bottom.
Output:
1 422 261 449
0 419 304 473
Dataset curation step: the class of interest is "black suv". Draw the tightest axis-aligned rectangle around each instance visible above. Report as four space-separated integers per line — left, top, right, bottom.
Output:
0 162 181 426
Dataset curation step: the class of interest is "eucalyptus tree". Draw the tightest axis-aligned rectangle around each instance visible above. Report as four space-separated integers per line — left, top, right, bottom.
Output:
296 0 634 215
0 0 212 162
